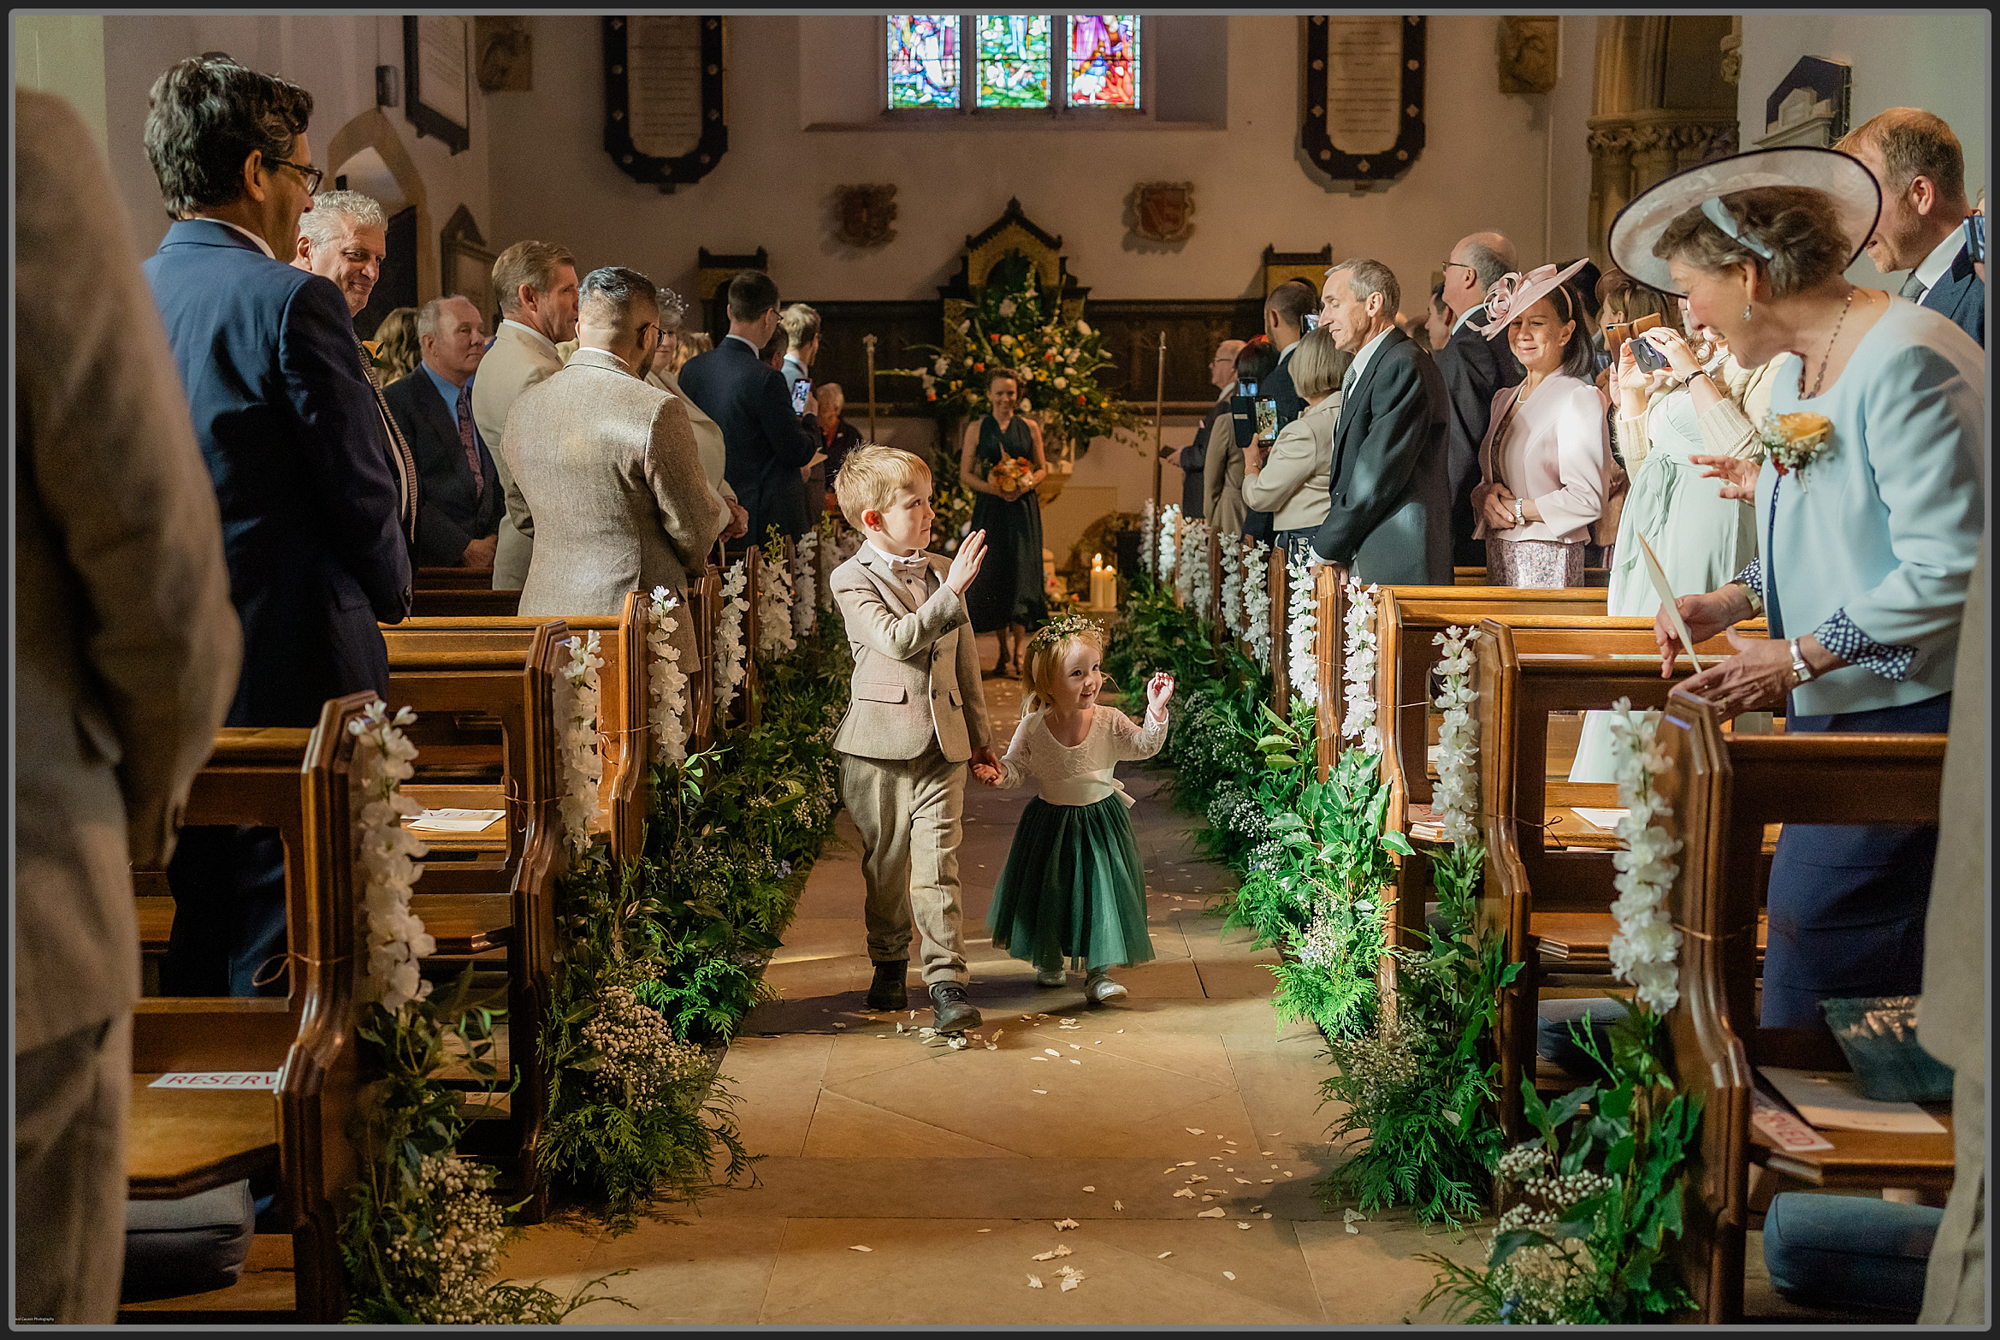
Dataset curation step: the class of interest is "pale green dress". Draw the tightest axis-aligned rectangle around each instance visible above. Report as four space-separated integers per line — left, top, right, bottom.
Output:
1569 353 1776 782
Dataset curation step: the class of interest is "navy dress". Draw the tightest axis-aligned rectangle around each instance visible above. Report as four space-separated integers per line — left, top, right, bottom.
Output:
965 414 1047 634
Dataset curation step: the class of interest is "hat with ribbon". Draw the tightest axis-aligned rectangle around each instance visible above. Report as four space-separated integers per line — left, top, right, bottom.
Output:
1475 257 1592 337
1607 146 1881 296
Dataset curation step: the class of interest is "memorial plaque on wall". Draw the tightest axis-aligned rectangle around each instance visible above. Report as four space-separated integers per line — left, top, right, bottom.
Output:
404 16 471 154
603 16 729 191
1301 15 1426 184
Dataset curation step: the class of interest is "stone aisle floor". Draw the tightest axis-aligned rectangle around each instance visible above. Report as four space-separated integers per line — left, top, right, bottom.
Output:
497 638 1833 1325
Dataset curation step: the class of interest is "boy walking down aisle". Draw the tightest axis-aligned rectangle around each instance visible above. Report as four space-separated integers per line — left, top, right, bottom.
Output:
829 446 1002 1032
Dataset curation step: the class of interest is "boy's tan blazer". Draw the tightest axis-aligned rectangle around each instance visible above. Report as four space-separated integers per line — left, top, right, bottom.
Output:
830 545 992 763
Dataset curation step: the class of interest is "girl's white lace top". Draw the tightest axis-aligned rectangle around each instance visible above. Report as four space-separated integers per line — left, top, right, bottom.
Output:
992 705 1169 808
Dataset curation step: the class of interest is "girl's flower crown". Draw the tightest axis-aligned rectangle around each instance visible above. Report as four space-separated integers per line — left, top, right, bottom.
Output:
1030 610 1105 652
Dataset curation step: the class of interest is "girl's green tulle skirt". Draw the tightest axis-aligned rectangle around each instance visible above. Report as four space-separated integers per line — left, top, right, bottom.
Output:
986 794 1155 972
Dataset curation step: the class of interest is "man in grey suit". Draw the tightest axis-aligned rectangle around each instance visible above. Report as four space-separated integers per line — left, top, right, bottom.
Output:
472 239 580 589
1839 108 1986 347
504 267 727 641
1309 259 1453 585
16 87 242 1324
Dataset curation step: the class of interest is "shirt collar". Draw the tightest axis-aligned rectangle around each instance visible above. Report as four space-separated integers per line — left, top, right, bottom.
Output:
725 332 764 356
1346 326 1395 388
501 318 560 359
572 344 633 374
420 361 469 415
866 540 930 570
204 217 276 259
1913 227 1966 293
1450 302 1484 335
1275 340 1298 364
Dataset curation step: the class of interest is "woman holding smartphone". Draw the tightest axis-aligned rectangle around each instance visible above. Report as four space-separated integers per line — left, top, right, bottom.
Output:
1469 260 1613 587
1203 337 1279 539
1242 327 1343 564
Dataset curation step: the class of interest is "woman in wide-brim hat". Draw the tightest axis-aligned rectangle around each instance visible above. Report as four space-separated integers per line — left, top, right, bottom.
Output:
1618 146 1984 1029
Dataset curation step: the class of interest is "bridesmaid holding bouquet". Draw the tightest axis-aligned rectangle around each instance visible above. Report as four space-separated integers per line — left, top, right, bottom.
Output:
960 366 1048 676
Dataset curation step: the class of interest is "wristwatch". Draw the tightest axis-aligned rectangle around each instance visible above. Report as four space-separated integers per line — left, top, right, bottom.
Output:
1788 638 1815 686
1513 497 1526 527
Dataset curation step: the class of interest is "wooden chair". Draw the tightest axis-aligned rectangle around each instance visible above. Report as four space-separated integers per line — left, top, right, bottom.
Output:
380 619 570 1220
1656 688 1953 1322
121 694 371 1323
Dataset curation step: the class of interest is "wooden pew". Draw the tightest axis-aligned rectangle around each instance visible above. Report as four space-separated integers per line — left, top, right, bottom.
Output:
410 566 521 618
1655 689 1953 1322
379 619 569 1220
1267 548 1292 714
1468 617 1765 1138
688 564 723 751
122 694 370 1324
1453 565 1611 587
739 546 763 730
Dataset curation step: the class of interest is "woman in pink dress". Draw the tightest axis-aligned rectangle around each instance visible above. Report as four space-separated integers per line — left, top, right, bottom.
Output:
1469 260 1614 588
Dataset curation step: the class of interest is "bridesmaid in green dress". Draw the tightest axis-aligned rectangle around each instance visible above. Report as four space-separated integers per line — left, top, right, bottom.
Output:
959 367 1048 676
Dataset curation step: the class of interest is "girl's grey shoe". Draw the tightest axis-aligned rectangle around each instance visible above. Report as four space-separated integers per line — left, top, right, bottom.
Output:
1085 970 1127 1003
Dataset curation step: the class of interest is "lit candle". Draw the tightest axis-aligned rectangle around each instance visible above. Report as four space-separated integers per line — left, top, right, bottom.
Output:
1090 553 1117 609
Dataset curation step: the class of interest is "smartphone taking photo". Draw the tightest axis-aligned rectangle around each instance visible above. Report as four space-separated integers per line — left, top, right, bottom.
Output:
790 378 812 414
1964 212 1985 265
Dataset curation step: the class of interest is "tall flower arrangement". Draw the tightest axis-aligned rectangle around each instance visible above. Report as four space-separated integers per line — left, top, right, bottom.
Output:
756 534 798 661
1340 581 1382 755
1140 501 1157 580
1431 627 1480 846
1219 537 1246 640
1157 503 1181 581
1242 541 1274 668
1285 558 1318 708
1183 519 1213 619
791 532 819 641
646 587 691 768
558 632 606 855
713 560 749 721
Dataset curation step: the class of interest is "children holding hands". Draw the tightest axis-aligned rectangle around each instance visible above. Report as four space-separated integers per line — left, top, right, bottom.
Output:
829 446 1001 1033
973 614 1174 1003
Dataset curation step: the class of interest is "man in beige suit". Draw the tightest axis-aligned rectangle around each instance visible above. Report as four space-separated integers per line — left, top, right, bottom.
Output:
505 266 727 638
829 447 1000 1032
15 88 242 1323
472 239 579 590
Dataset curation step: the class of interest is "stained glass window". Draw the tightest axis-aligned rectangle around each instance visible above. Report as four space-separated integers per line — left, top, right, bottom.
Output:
975 14 1052 108
1066 15 1140 108
887 15 960 109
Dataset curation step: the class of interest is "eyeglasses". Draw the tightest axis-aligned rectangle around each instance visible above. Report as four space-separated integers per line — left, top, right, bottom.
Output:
1441 260 1474 277
265 155 323 196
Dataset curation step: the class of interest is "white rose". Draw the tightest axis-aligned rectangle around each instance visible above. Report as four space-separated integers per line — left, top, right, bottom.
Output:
1054 376 1068 389
934 356 949 374
1075 321 1092 337
998 298 1017 317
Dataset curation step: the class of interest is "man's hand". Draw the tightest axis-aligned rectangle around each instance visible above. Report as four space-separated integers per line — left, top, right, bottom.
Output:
969 745 1002 786
723 498 750 540
946 529 988 595
461 535 498 569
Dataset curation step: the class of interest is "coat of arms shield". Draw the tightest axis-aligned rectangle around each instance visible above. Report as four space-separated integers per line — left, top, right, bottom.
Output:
1129 182 1196 245
833 184 898 249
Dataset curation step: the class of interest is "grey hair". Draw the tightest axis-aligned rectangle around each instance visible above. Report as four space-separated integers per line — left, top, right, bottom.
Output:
1329 258 1401 318
654 284 689 328
296 189 385 249
578 266 659 327
416 293 478 343
1460 241 1512 294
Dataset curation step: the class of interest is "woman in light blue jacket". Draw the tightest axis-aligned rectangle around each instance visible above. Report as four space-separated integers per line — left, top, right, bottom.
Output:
1614 147 1984 1028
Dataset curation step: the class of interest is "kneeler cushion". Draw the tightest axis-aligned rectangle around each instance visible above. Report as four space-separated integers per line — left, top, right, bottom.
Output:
121 1178 256 1303
1763 1191 1941 1319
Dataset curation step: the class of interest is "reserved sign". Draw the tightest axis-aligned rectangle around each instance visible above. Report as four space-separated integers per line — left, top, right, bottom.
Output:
147 1071 281 1090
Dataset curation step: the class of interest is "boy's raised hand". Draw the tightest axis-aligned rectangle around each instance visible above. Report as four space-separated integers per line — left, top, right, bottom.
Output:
946 530 988 595
1146 672 1176 716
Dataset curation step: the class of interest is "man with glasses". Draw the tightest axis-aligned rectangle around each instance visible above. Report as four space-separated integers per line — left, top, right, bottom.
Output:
141 53 411 997
505 267 727 630
1170 338 1245 520
1434 231 1524 567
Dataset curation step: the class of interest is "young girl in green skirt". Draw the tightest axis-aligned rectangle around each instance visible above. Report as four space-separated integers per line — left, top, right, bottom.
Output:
971 613 1174 1003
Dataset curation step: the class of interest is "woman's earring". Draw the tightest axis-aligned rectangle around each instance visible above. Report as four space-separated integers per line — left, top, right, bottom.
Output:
1742 302 1753 321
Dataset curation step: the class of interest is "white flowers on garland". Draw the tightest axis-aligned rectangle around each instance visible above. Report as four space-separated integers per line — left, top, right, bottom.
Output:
646 586 691 767
1340 580 1382 755
713 559 749 720
1285 557 1317 706
1140 500 1157 580
1432 626 1480 847
1242 540 1274 668
1157 503 1181 581
557 631 606 855
756 548 798 660
1180 518 1211 615
1606 699 1684 1013
1219 536 1246 639
349 700 435 1016
791 532 819 641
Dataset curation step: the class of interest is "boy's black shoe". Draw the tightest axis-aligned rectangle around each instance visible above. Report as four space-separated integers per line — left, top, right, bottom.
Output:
930 981 982 1033
866 960 908 1011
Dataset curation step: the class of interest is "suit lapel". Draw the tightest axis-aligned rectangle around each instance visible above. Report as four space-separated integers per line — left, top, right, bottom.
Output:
861 545 925 615
357 336 420 541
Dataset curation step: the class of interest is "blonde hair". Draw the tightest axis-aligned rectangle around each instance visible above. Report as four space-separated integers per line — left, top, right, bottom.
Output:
834 444 932 530
492 239 577 317
1022 622 1112 715
1288 325 1346 400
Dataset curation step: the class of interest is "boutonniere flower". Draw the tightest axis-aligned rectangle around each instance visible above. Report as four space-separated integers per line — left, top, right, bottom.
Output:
1753 411 1834 483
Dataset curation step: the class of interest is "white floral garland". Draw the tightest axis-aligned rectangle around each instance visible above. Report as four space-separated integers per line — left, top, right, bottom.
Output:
1339 580 1382 755
791 531 819 641
557 631 605 855
713 559 750 720
348 700 435 1016
1157 503 1181 582
1219 536 1245 639
1606 698 1684 1013
1140 500 1157 580
756 547 798 659
646 586 691 767
1180 518 1211 615
1243 540 1273 667
1285 557 1317 706
1432 625 1480 847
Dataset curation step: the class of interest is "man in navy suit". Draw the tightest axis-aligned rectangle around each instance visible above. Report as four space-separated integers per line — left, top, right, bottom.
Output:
385 295 504 568
1839 108 1985 347
675 270 824 543
1433 231 1525 566
141 54 412 995
1309 258 1453 586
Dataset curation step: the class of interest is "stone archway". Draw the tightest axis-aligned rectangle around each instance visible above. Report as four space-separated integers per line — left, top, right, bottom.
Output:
1586 16 1740 270
324 108 437 302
